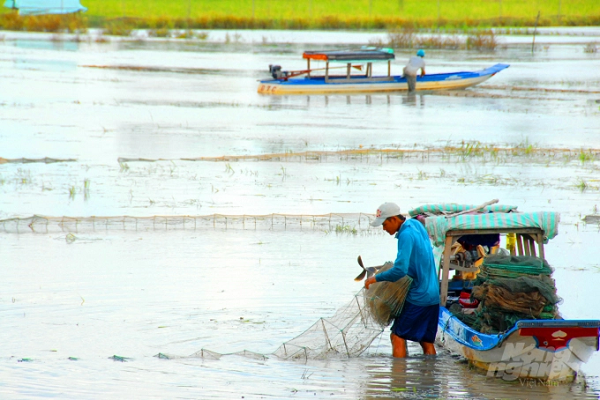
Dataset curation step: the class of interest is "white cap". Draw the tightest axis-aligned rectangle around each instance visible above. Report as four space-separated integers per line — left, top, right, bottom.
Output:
370 202 401 227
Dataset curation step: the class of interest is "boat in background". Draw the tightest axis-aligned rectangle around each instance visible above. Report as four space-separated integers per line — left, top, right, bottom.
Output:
258 48 509 95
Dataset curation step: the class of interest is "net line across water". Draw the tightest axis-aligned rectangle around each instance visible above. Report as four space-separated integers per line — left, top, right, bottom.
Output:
0 213 377 234
155 288 389 362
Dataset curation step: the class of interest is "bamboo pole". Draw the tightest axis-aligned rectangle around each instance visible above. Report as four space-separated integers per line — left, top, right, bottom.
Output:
532 11 541 54
517 234 524 256
440 236 453 306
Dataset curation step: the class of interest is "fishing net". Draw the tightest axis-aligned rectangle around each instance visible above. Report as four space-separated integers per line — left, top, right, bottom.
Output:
363 262 413 327
155 288 395 362
0 213 376 234
477 254 554 278
3 213 411 360
478 275 561 306
271 289 385 360
155 265 412 362
453 255 561 334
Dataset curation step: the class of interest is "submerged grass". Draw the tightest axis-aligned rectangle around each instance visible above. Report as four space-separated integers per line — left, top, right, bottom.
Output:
333 224 358 235
376 28 498 51
579 150 595 164
584 42 599 53
84 178 91 200
119 144 600 166
68 185 77 200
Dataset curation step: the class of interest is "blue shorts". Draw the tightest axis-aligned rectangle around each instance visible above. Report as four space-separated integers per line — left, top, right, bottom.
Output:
391 301 439 343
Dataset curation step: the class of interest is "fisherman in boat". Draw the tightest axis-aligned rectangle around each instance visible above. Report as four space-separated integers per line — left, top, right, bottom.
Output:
365 202 439 358
403 50 426 92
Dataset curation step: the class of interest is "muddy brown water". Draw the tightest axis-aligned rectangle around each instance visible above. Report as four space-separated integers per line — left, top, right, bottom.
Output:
1 29 599 399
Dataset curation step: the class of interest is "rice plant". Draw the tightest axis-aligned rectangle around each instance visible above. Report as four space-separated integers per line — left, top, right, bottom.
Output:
148 27 171 38
584 42 598 53
69 185 77 200
466 29 499 51
103 22 131 37
84 179 91 200
576 179 588 192
579 150 595 164
65 233 77 244
334 224 358 235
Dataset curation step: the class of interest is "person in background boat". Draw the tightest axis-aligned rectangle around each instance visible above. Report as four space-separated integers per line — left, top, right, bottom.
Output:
403 49 426 92
365 202 439 358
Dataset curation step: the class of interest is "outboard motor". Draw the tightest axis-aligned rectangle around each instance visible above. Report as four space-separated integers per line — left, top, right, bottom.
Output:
268 64 287 79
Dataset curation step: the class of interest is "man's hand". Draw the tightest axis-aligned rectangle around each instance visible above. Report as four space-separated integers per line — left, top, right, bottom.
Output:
364 276 377 290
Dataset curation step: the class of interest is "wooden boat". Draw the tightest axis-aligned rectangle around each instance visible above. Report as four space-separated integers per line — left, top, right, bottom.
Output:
408 203 600 382
258 49 509 95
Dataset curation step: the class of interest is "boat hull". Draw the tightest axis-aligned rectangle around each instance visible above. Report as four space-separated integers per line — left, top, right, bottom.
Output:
258 64 509 95
437 307 600 382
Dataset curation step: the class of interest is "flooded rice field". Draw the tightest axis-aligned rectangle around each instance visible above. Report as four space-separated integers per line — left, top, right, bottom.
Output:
1 29 600 398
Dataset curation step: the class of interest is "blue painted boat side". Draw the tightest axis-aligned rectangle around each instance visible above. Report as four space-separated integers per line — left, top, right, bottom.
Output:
439 306 600 352
439 306 508 351
259 63 510 86
420 63 509 82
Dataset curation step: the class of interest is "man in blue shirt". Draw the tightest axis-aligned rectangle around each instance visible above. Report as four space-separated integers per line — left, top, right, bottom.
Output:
365 202 439 358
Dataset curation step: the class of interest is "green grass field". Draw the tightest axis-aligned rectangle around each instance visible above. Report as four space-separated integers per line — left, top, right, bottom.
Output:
2 0 600 31
83 0 598 22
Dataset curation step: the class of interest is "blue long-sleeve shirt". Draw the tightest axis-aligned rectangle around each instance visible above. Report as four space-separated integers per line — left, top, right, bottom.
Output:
375 219 440 307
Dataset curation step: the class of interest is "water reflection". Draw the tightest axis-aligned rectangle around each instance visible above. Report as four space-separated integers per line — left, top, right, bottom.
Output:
13 39 81 52
360 348 597 399
402 93 426 107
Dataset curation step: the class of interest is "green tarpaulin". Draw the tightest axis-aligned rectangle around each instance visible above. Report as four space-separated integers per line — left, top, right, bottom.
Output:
424 211 559 247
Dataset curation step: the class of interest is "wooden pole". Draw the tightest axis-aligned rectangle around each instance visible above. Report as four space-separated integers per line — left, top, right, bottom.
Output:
558 0 562 24
186 0 191 30
532 11 540 54
440 236 453 306
529 236 537 257
447 199 499 218
517 234 524 255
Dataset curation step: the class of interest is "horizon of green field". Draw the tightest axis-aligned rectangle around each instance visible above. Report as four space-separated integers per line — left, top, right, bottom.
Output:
1 0 600 30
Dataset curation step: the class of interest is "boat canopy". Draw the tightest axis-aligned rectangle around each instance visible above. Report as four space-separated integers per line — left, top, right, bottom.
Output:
303 48 395 63
409 203 519 217
408 203 560 246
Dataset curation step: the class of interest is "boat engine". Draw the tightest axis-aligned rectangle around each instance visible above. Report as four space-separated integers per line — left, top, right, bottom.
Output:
450 249 478 269
268 65 287 79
